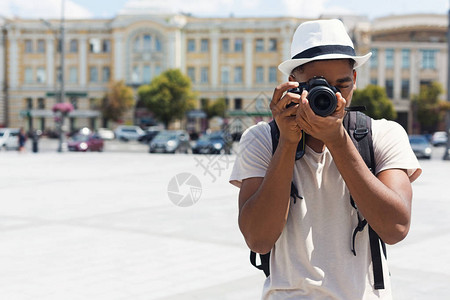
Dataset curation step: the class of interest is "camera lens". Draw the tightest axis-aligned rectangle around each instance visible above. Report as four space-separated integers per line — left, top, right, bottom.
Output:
308 87 337 117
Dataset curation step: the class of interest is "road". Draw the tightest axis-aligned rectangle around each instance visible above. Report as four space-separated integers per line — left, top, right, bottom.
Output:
0 144 448 299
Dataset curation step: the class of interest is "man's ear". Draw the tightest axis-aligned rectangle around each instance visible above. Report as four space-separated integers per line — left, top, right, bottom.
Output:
352 70 357 91
288 75 295 81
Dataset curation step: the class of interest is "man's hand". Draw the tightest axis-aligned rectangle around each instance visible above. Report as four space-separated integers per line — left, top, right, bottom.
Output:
270 82 303 145
295 91 347 145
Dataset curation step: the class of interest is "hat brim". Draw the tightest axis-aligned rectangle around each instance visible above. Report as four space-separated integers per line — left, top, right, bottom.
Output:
278 52 372 76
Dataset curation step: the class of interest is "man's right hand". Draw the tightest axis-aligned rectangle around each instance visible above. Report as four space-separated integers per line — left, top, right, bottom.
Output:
270 82 303 145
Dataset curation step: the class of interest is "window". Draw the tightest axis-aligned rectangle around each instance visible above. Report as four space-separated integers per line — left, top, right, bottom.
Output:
234 38 243 52
89 66 98 82
143 35 152 51
57 39 62 53
89 38 101 53
221 66 230 84
142 65 151 83
102 40 111 53
234 98 242 110
200 67 209 83
256 66 264 83
89 98 98 109
269 38 277 51
187 67 195 83
25 67 33 83
201 39 209 52
57 67 62 82
385 79 394 98
222 39 230 53
155 37 162 52
255 39 264 52
187 39 195 52
36 67 46 83
234 66 243 83
269 67 277 83
37 40 45 53
25 40 33 53
37 98 45 109
155 65 162 76
102 66 110 83
134 37 141 52
25 98 33 109
401 49 410 69
69 39 78 53
370 49 378 69
132 66 140 83
70 97 78 110
401 79 410 99
370 78 378 85
421 49 437 69
69 67 78 83
385 49 394 69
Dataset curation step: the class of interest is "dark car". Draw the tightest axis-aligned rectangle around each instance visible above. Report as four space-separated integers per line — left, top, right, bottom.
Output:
68 134 104 152
409 135 432 159
149 130 191 153
192 131 231 154
138 130 160 144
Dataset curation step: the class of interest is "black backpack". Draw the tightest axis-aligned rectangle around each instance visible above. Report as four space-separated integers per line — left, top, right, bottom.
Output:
249 110 387 290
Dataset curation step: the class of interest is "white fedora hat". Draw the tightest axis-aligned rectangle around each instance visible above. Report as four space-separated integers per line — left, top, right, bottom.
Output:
278 19 371 76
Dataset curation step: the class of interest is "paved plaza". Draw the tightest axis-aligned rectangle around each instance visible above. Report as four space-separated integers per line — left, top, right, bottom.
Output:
0 142 449 299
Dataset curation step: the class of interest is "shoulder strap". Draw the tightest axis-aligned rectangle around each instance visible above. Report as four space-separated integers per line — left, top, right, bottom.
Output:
344 111 386 290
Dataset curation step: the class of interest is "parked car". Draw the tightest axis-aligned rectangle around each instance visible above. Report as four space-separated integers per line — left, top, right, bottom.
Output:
192 131 230 154
0 128 20 150
114 125 145 141
138 130 160 143
409 135 432 159
149 130 191 153
431 131 448 146
97 128 115 140
68 133 104 152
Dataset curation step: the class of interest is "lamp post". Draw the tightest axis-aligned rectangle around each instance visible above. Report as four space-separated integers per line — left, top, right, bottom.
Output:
444 4 450 160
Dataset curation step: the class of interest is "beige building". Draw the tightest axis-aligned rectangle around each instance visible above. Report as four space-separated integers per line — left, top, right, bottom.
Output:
0 12 447 134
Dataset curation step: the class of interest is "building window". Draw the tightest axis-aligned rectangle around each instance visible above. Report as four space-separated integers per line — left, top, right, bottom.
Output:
89 98 97 109
36 67 46 83
401 79 410 99
187 39 196 52
234 38 243 52
102 39 111 53
221 66 230 84
421 49 437 69
222 38 230 53
142 65 151 83
201 39 209 52
89 38 101 53
255 39 264 52
269 38 277 51
385 79 394 98
370 49 378 69
401 49 410 69
37 98 45 109
37 39 45 53
269 66 277 83
234 98 242 110
134 36 141 52
69 67 78 83
187 67 195 83
234 66 243 83
25 40 33 53
25 67 33 83
57 39 62 53
256 66 264 83
370 78 378 86
70 97 78 110
132 66 140 83
57 67 62 82
385 49 394 69
89 66 98 82
155 37 162 52
25 98 33 109
155 65 162 76
143 35 152 51
69 39 78 53
102 66 111 83
200 67 209 83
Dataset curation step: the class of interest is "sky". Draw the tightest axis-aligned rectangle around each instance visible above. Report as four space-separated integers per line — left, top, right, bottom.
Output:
0 0 449 20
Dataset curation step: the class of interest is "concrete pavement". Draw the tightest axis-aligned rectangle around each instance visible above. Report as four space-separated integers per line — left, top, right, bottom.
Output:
0 148 448 299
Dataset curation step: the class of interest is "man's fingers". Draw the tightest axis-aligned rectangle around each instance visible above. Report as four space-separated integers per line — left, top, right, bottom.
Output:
271 81 299 106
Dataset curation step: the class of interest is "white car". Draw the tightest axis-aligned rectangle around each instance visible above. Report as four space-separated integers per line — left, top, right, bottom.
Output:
431 131 448 147
114 125 145 141
0 128 20 150
97 128 115 140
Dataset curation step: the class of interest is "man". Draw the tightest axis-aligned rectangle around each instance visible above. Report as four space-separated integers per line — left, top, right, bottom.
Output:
229 19 421 299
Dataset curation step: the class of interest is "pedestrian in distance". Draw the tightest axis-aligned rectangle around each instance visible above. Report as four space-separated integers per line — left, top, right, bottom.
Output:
18 127 27 153
230 19 422 299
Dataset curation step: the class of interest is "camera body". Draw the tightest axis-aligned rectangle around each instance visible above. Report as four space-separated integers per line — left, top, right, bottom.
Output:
288 76 340 117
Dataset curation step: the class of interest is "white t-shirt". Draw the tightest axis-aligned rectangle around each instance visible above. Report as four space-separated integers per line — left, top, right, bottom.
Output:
230 119 421 300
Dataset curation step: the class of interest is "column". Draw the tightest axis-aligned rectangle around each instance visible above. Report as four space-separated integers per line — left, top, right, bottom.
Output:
377 48 385 88
393 48 402 100
0 34 4 125
210 29 219 88
113 33 124 80
46 37 54 88
167 30 182 70
438 50 447 95
245 34 253 88
9 35 18 89
410 49 419 96
79 37 87 86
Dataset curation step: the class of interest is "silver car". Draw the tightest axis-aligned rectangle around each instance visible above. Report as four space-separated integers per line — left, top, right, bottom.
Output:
0 128 20 150
149 130 191 154
409 135 432 159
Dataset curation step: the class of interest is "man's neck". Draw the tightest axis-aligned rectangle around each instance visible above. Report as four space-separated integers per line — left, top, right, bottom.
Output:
306 135 326 153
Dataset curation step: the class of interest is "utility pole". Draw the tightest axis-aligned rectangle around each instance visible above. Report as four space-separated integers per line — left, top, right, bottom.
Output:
444 4 450 160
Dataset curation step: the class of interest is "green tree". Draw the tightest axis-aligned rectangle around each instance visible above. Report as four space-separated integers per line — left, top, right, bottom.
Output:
138 69 196 128
412 82 444 132
202 98 227 119
100 80 135 128
351 85 397 120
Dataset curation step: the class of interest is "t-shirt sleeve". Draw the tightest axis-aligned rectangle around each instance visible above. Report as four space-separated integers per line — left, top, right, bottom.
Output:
229 122 272 188
372 119 422 182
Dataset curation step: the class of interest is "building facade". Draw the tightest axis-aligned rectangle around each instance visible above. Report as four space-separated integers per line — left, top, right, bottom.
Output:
0 12 447 134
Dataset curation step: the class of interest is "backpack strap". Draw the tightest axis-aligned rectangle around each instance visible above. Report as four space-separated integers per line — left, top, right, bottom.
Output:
344 110 386 290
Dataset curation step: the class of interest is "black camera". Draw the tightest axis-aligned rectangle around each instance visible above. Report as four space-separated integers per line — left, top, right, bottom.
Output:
287 77 339 117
